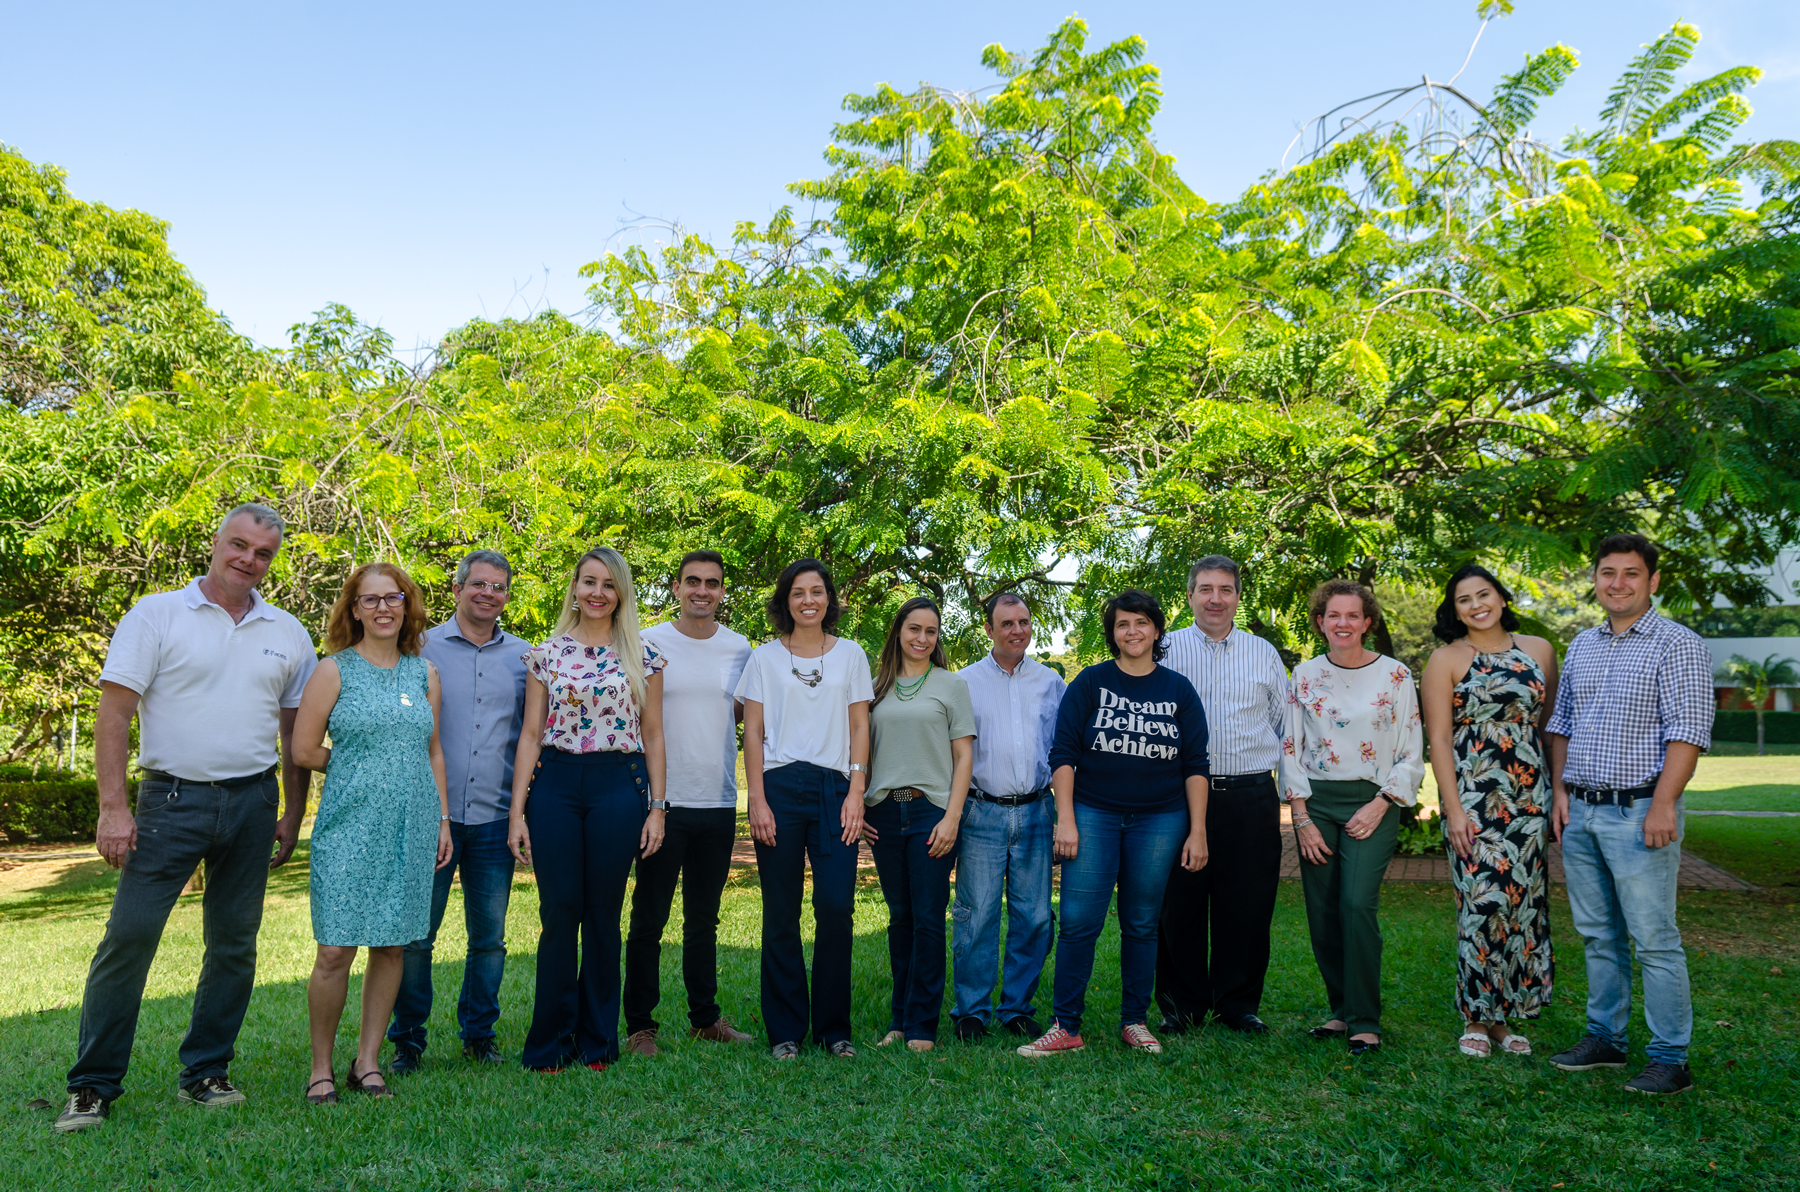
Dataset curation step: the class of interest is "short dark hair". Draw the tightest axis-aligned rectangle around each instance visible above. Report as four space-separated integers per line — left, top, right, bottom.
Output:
676 549 726 584
1594 533 1659 575
1433 565 1521 643
984 591 1029 624
1187 555 1241 591
454 549 513 585
1102 589 1168 662
767 557 842 635
1308 579 1381 630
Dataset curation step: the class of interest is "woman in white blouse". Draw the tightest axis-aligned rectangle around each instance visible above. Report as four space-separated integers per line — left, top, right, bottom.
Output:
1281 579 1424 1056
735 557 872 1060
508 546 667 1072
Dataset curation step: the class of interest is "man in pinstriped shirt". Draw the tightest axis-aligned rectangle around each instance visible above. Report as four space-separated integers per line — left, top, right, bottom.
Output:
1154 556 1288 1036
1546 533 1714 1096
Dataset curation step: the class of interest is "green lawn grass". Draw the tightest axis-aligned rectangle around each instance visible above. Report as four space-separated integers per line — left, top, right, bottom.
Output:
3 803 1797 1188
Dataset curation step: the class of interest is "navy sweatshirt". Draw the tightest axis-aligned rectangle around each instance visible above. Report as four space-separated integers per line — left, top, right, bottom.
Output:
1049 660 1210 814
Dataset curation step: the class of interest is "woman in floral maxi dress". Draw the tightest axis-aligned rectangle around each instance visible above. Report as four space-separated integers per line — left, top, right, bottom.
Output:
1422 565 1560 1058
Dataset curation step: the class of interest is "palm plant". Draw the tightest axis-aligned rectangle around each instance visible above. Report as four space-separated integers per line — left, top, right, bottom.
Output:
1715 653 1800 755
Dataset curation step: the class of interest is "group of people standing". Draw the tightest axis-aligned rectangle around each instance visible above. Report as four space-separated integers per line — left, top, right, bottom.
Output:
52 505 1715 1132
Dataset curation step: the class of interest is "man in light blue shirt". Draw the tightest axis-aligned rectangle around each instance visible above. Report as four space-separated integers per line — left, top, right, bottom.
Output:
951 592 1066 1041
388 549 529 1071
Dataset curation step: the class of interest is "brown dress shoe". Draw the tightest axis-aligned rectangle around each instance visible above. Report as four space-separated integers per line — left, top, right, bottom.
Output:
690 1017 753 1043
624 1029 659 1058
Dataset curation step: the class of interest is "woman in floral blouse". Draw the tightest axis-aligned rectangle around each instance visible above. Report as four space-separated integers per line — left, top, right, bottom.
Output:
1281 579 1424 1055
1422 565 1558 1058
508 546 667 1072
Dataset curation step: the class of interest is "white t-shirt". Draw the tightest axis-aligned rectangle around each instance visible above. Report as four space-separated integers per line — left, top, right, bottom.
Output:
641 620 753 808
734 637 874 776
99 579 318 781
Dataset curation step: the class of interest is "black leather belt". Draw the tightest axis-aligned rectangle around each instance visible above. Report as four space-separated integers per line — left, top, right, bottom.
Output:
138 764 279 789
1210 772 1275 792
1569 778 1659 806
971 785 1050 806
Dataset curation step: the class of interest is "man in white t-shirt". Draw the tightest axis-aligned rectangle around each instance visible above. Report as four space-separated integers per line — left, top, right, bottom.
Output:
623 550 756 1055
57 504 318 1134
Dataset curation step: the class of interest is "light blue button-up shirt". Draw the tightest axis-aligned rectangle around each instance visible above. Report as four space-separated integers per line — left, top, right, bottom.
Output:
421 617 530 826
959 652 1066 798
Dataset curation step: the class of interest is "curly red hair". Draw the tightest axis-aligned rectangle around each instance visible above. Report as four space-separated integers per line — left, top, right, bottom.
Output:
324 562 428 655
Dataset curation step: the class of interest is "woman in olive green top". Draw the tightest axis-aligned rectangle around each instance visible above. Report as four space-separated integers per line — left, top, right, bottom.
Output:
865 596 977 1051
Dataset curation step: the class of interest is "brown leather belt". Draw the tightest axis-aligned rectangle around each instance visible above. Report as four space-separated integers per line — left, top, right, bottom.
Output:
890 787 928 802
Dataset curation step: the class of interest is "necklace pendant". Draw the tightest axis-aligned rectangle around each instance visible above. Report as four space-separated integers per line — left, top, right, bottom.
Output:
399 692 413 706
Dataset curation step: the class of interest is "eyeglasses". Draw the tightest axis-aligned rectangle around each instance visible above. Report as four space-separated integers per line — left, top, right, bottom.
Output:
355 593 407 610
462 580 509 595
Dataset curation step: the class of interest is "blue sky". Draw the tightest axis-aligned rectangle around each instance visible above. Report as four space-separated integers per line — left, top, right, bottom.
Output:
5 1 1797 354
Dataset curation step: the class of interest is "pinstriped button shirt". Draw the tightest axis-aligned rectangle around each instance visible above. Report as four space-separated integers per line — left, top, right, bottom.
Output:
1545 609 1715 790
1161 625 1287 776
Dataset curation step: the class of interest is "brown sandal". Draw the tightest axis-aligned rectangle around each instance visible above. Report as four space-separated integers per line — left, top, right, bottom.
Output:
345 1065 392 1098
305 1076 338 1105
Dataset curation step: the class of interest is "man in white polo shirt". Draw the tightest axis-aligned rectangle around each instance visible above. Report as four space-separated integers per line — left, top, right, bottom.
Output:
56 504 317 1134
622 550 756 1055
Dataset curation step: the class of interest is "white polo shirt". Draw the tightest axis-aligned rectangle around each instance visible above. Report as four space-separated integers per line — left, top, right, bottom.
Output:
99 579 318 781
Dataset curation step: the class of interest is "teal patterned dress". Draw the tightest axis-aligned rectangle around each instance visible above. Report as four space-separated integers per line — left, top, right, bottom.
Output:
1449 642 1554 1022
310 649 440 947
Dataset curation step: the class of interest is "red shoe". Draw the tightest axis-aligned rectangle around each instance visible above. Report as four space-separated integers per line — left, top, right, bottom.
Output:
1120 1023 1163 1054
586 1061 609 1072
1016 1022 1085 1057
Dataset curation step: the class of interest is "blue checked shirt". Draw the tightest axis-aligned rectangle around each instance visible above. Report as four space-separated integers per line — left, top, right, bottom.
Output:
1545 609 1714 790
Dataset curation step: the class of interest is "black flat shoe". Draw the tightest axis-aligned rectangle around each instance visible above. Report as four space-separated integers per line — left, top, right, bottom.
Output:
1348 1038 1383 1056
304 1077 337 1106
1223 1014 1270 1035
1308 1024 1349 1040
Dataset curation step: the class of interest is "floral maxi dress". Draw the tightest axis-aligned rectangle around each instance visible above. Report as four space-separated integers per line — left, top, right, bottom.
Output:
1449 643 1554 1023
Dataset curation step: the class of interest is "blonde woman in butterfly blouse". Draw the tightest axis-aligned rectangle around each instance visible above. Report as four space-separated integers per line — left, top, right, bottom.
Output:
1281 579 1424 1056
507 546 667 1073
864 596 976 1052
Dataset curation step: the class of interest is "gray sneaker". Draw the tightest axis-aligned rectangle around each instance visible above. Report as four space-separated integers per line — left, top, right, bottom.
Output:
1624 1062 1694 1095
1549 1036 1629 1071
53 1090 110 1133
177 1075 247 1108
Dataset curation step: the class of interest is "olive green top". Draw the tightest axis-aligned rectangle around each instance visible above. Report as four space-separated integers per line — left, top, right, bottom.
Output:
865 667 977 809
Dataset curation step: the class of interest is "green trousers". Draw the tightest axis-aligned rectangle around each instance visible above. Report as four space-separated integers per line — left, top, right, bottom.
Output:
1298 779 1400 1036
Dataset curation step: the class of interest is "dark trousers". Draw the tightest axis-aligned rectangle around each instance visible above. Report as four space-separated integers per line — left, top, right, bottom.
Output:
623 806 739 1035
521 749 646 1068
753 762 858 1049
388 817 515 1052
67 774 280 1101
1155 773 1281 1025
1298 779 1399 1036
866 796 957 1042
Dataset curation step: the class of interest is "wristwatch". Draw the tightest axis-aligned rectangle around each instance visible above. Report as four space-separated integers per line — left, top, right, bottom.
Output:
647 799 670 810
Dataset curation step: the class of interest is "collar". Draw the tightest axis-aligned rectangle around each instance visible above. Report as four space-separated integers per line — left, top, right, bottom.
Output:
182 577 276 621
982 651 1042 679
431 617 508 647
1195 625 1237 649
1597 608 1663 639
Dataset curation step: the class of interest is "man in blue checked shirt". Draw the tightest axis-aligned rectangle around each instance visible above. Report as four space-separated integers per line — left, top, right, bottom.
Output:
1545 533 1714 1096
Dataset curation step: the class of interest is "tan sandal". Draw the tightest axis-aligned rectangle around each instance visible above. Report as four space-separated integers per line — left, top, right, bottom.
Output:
1458 1030 1492 1058
907 1038 935 1052
875 1030 905 1047
1494 1031 1532 1055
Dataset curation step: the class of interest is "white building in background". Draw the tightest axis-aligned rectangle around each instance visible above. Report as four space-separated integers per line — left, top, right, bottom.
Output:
1701 548 1800 711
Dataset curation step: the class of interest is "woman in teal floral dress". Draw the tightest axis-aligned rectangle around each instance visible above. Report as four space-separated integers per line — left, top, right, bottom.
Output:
293 562 451 1103
1422 565 1559 1058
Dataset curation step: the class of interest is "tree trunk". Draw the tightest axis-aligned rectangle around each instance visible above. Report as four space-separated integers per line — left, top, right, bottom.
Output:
1756 708 1766 756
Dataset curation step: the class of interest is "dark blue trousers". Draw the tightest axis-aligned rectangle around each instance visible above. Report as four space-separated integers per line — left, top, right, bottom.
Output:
754 762 858 1049
389 817 515 1051
866 795 956 1041
521 749 645 1068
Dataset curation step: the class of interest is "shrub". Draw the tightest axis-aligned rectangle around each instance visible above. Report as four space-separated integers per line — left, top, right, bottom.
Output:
1394 805 1444 856
0 764 75 784
0 780 126 843
1712 710 1800 745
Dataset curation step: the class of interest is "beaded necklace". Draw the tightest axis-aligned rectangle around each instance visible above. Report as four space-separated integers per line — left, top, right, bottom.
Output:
894 662 932 701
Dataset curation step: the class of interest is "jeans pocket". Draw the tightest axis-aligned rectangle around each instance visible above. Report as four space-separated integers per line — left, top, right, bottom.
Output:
135 782 175 816
950 900 973 957
259 778 281 810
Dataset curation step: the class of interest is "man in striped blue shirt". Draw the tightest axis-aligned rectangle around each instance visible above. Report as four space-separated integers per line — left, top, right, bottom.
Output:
1546 533 1713 1096
1154 556 1288 1035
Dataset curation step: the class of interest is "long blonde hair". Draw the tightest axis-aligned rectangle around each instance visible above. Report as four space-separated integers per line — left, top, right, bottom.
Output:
553 545 648 707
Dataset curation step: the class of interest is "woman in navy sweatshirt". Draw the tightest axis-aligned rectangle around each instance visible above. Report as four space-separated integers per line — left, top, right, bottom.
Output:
1017 589 1210 1058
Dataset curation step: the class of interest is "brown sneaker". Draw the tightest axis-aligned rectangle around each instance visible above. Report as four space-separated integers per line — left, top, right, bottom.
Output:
624 1029 659 1058
690 1017 753 1044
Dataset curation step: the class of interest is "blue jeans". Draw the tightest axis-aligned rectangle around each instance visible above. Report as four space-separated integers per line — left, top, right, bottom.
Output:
68 773 280 1101
521 749 646 1068
388 817 515 1052
866 796 957 1041
951 795 1053 1026
1050 802 1188 1035
754 762 859 1049
1561 795 1692 1065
